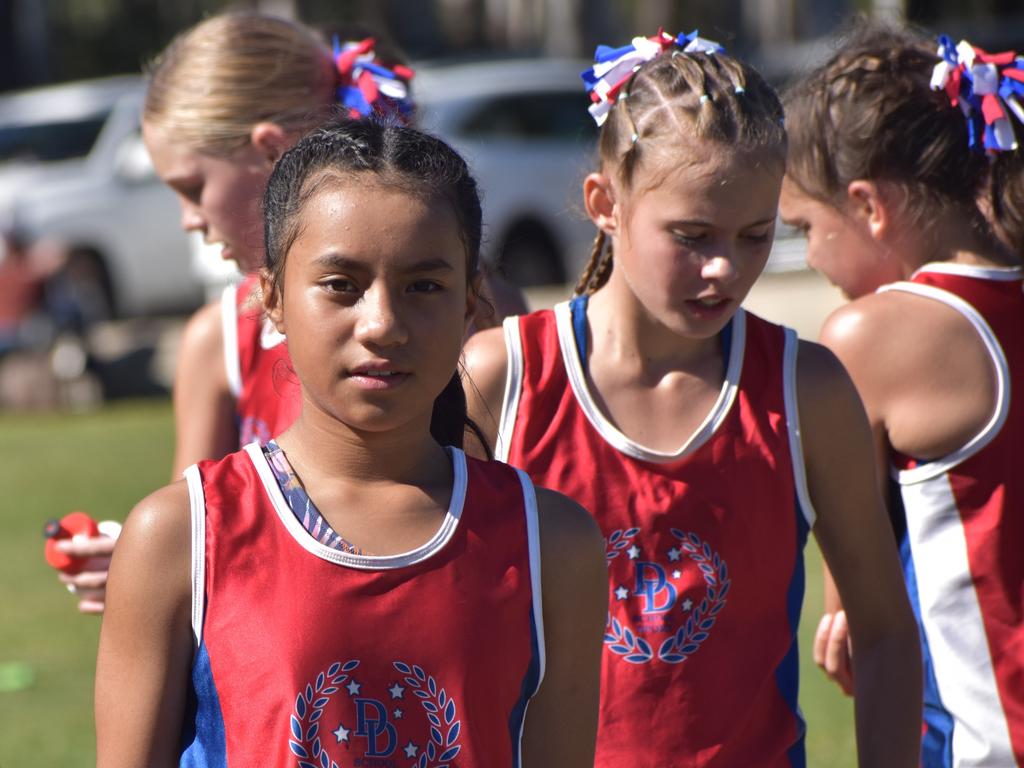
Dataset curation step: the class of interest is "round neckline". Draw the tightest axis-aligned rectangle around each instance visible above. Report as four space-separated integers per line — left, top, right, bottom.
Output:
244 442 468 570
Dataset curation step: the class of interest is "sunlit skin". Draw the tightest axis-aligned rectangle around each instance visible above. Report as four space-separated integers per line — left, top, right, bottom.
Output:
778 176 900 300
142 122 281 272
264 177 476 444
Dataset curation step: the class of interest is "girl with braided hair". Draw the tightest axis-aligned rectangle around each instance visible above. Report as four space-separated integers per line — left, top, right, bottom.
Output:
465 29 921 767
780 21 1024 766
96 119 606 768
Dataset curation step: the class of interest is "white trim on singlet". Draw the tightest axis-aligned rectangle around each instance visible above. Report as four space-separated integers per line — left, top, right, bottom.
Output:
512 468 545 765
552 301 746 463
910 262 1023 282
184 463 207 646
900 477 1017 766
878 281 1011 485
220 283 242 398
496 316 524 462
782 329 817 528
243 442 468 570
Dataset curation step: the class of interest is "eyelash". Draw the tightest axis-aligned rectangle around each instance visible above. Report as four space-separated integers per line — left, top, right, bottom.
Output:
320 279 444 294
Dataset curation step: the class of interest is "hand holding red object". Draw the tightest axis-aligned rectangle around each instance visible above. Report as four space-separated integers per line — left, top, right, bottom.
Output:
43 511 100 574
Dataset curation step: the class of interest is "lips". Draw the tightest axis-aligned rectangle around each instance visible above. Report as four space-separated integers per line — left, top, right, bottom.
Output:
684 295 733 319
348 364 410 390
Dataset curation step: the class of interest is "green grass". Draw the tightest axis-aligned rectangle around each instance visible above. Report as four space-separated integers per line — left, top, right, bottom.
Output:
0 400 174 768
0 400 855 766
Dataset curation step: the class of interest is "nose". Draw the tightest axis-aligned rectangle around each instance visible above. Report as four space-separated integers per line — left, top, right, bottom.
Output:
700 249 739 284
354 284 408 348
179 201 206 234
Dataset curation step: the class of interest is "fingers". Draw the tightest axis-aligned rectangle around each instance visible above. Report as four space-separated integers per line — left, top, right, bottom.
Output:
814 611 855 697
54 535 117 558
59 566 110 590
59 564 110 616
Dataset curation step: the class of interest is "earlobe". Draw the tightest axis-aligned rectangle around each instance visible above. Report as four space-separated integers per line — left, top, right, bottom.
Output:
259 269 286 334
250 123 291 165
583 173 619 236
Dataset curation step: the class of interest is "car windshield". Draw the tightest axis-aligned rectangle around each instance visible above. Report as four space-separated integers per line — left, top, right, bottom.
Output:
0 115 108 164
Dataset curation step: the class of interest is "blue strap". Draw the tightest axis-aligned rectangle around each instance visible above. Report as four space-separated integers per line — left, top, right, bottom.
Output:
568 294 733 369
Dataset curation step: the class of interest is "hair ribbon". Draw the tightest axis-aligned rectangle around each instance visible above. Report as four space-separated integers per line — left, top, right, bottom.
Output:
931 34 1024 152
581 29 723 126
333 37 415 123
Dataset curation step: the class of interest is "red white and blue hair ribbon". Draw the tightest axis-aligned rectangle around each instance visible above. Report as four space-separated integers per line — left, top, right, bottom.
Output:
581 29 723 126
333 37 415 123
931 35 1024 152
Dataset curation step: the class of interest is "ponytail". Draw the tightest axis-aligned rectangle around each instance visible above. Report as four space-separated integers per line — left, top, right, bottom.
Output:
430 371 492 458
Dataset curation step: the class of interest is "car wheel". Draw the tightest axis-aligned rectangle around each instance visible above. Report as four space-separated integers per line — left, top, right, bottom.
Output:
498 222 565 287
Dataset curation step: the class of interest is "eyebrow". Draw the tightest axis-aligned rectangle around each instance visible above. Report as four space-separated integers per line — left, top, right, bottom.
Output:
313 254 456 273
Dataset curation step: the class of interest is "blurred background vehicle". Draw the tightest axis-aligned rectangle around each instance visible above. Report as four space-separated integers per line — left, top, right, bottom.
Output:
0 76 202 321
416 57 598 286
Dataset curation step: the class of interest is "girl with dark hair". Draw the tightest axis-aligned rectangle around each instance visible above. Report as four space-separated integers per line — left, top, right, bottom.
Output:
779 22 1024 766
95 121 606 768
465 29 921 767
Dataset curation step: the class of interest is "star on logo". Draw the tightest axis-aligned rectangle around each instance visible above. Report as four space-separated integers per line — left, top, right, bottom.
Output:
389 682 405 699
333 722 350 743
681 598 694 611
404 741 419 758
627 545 640 560
667 547 681 562
346 680 361 696
672 570 682 579
393 708 403 719
614 586 630 600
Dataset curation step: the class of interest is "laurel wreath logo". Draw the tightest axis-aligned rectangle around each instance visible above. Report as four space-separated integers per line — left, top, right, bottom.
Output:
289 659 360 768
657 530 730 664
603 529 730 665
605 527 641 561
393 661 462 768
604 614 655 663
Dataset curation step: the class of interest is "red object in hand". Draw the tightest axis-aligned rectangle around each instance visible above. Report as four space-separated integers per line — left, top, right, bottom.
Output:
43 511 99 574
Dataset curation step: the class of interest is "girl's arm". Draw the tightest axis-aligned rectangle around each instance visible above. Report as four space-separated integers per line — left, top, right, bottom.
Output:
171 299 239 478
521 487 606 768
95 481 194 768
462 325 510 457
797 339 922 768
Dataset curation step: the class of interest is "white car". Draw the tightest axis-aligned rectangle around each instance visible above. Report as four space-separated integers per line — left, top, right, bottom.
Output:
414 58 598 286
0 76 202 318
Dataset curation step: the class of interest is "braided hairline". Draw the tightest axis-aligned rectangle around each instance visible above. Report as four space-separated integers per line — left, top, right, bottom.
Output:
784 23 988 234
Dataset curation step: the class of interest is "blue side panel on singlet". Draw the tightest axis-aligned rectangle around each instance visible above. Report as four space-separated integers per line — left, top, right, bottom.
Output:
779 503 810 768
902 534 954 767
569 294 735 363
507 609 543 768
179 642 227 767
889 478 953 767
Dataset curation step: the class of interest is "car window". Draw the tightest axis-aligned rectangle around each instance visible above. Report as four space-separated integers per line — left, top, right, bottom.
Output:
0 114 109 164
459 92 596 142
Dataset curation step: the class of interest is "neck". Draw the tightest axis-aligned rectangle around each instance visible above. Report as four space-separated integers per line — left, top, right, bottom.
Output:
897 211 1017 276
586 267 722 374
276 397 448 489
